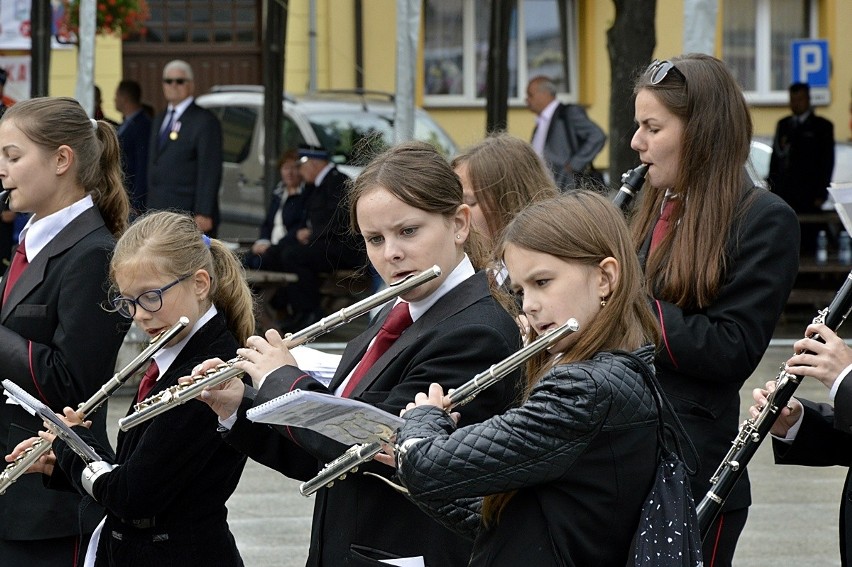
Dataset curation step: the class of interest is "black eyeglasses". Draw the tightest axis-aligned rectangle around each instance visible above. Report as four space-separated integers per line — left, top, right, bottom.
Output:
645 59 685 85
111 274 191 318
163 78 189 85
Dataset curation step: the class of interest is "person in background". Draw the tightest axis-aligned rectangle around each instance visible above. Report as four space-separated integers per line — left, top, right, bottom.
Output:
146 59 222 235
452 132 558 249
187 141 523 566
258 144 364 330
0 97 130 566
9 211 254 567
768 82 835 215
394 191 661 566
114 79 152 216
0 67 14 265
244 148 307 270
629 53 800 566
93 85 119 127
525 75 606 191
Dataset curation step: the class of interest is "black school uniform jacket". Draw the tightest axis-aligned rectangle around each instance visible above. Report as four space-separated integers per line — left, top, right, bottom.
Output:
0 206 127 541
51 313 247 566
224 270 523 566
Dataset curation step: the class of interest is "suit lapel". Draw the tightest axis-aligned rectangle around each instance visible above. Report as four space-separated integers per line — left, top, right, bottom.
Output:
343 272 489 399
327 303 392 392
1 207 107 322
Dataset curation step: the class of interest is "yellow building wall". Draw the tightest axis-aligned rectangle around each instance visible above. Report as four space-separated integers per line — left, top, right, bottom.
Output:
48 35 123 121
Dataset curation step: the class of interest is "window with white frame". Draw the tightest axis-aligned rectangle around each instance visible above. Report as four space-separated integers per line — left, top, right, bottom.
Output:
423 0 578 106
722 0 818 104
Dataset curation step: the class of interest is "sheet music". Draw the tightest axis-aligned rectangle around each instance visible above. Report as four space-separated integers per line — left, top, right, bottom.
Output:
1 380 101 463
246 389 403 446
830 182 852 234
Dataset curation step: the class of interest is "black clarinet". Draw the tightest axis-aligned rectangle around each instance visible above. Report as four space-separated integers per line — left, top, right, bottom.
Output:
696 271 852 537
611 164 648 212
0 190 8 212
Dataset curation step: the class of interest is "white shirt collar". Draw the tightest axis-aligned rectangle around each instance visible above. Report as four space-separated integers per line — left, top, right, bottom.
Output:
19 195 95 262
313 163 335 187
404 254 475 322
151 304 218 380
168 96 194 121
539 99 560 123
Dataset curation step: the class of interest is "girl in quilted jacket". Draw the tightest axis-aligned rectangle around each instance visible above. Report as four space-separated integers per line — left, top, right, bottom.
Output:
394 190 662 567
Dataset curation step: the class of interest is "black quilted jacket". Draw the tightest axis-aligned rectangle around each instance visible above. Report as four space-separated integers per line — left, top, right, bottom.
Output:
396 346 659 567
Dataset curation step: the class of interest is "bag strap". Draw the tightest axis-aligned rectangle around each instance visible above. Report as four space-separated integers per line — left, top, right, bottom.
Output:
614 350 700 476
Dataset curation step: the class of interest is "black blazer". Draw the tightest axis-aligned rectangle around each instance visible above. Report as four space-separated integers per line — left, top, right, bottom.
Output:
773 393 852 566
51 312 247 566
0 206 127 541
649 188 799 512
118 110 153 214
768 112 834 213
146 101 223 232
538 103 606 190
224 270 522 566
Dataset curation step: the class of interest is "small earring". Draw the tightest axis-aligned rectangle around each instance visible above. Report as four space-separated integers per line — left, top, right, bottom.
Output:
456 234 461 240
600 298 608 308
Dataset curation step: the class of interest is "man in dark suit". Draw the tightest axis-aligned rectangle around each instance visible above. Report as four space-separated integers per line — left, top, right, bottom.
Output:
526 75 606 190
114 80 152 216
146 60 222 235
768 82 835 214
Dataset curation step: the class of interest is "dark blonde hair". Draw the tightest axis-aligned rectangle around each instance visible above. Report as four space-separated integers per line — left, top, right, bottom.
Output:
2 97 130 236
110 212 256 344
451 132 558 241
484 191 660 526
349 141 487 269
630 53 755 309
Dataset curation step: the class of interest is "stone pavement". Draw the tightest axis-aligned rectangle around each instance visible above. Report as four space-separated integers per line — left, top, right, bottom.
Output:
106 335 847 566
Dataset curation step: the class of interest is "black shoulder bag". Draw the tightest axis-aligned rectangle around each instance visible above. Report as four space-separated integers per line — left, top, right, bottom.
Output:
619 351 704 567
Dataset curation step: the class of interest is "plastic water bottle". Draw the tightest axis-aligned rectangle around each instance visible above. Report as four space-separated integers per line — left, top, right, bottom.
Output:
816 230 829 265
840 231 852 265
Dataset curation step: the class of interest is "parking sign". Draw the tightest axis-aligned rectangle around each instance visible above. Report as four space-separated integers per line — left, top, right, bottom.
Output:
792 39 830 104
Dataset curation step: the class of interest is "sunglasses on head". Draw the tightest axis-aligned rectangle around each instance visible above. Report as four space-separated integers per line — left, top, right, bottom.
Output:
644 60 685 85
163 78 188 85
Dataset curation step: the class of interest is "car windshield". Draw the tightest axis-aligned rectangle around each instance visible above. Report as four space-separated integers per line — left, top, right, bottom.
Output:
307 110 456 166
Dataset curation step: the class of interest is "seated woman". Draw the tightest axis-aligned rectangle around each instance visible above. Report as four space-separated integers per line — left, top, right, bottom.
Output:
393 191 662 567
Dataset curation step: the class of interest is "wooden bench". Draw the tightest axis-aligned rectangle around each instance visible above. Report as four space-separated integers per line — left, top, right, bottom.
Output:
246 268 374 330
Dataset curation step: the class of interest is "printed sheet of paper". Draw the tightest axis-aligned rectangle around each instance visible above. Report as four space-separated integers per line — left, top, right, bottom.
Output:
246 389 403 446
829 182 852 234
1 379 101 462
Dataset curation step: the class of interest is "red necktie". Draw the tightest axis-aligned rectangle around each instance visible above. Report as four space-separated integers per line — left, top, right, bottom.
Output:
342 302 413 398
137 360 160 402
650 198 676 252
2 239 28 305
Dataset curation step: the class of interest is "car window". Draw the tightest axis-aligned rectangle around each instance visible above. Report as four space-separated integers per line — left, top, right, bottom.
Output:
414 114 456 158
209 105 257 163
307 112 395 167
278 116 308 154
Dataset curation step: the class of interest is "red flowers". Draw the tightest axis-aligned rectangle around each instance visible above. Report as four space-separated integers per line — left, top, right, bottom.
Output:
63 0 149 39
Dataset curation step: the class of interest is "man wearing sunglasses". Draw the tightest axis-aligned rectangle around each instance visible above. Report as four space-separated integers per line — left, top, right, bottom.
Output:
146 59 223 236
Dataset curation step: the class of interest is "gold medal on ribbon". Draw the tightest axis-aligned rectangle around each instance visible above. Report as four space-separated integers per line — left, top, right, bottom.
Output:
169 131 178 141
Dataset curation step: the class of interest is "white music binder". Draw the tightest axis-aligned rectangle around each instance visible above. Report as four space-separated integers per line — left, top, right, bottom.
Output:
246 389 403 446
2 379 101 463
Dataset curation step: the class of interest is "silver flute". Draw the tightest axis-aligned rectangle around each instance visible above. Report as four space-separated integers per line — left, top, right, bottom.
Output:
0 317 189 494
118 266 443 431
298 318 581 497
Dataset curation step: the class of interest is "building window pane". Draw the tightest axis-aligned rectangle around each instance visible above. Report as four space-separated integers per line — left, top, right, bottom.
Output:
424 1 464 95
525 0 567 91
722 0 757 91
425 0 575 104
770 0 809 91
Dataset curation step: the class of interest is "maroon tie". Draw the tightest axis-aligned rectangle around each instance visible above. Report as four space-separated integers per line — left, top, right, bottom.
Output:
342 302 413 398
650 198 677 252
2 239 28 305
137 360 160 402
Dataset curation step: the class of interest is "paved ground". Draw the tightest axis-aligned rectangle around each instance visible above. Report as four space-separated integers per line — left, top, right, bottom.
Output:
106 314 849 566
